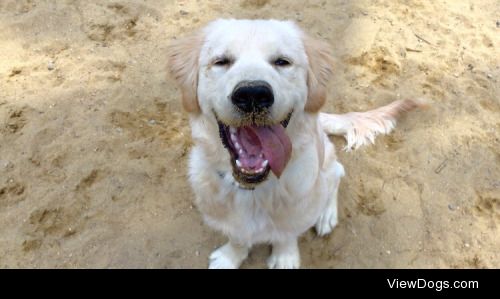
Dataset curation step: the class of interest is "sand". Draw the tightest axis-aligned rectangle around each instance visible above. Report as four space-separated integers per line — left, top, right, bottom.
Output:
0 0 498 268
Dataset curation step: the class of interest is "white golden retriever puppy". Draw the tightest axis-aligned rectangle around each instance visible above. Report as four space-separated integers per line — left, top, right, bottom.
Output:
167 19 423 269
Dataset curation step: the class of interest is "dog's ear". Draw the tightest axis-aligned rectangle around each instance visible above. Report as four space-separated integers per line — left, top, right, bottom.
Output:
167 30 204 114
303 34 334 113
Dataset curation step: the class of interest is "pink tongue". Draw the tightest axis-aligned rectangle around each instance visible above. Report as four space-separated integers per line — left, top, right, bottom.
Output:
239 125 292 178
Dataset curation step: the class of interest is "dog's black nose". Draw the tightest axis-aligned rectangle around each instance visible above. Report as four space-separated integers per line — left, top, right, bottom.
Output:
231 81 274 113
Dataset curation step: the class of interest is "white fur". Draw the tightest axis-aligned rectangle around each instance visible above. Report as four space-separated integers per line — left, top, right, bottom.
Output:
315 161 344 236
168 19 422 269
320 98 426 151
267 239 300 269
197 19 308 125
209 242 249 269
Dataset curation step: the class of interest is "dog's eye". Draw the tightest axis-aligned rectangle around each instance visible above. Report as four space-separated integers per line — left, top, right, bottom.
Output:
214 57 231 66
274 58 291 67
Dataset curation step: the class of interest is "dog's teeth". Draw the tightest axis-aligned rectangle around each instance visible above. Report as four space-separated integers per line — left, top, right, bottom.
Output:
234 142 241 150
259 153 264 159
229 127 237 134
238 149 244 155
256 167 263 173
230 134 237 143
236 159 242 167
262 160 269 167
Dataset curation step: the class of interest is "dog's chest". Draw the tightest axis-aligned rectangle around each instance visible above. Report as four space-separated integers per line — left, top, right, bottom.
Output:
194 165 329 243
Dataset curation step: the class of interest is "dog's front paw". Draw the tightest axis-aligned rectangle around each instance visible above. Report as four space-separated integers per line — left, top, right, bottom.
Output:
267 240 300 269
208 242 248 269
267 251 300 269
315 204 338 237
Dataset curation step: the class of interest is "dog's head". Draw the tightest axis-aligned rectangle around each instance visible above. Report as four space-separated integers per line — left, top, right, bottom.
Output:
168 19 333 188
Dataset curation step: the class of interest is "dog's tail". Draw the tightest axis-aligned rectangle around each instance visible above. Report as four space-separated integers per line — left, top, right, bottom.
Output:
319 99 427 151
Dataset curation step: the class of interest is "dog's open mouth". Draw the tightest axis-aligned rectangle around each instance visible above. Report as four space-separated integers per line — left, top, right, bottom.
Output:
218 112 293 188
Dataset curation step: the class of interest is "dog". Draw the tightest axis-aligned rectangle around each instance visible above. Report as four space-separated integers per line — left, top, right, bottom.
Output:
167 19 423 268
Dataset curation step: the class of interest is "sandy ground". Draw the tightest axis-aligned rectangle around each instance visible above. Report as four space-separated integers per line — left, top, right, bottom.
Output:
0 0 498 268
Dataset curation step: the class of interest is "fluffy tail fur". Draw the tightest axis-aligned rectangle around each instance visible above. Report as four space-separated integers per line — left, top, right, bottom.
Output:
319 99 427 151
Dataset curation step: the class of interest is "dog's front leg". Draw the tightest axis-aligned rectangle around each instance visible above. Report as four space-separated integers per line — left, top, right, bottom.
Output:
267 238 300 269
208 240 249 269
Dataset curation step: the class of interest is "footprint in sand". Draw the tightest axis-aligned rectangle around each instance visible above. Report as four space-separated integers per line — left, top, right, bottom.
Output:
78 2 161 44
0 181 26 208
